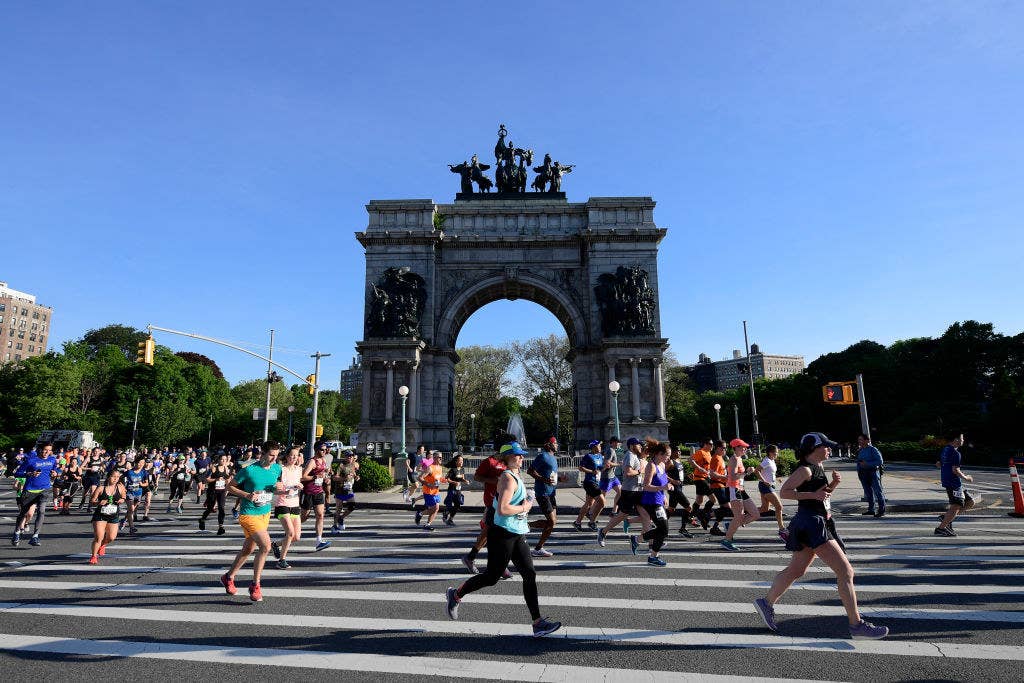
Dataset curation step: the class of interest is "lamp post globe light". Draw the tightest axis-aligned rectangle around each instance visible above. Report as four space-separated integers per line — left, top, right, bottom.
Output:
398 385 410 457
608 380 621 442
713 403 722 441
470 413 476 453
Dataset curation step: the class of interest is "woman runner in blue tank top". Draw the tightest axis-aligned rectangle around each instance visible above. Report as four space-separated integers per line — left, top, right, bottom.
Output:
445 442 561 637
631 439 672 566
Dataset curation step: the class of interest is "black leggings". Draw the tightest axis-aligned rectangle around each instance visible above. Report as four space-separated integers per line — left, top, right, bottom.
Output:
458 524 540 620
16 490 49 535
169 479 187 501
202 489 227 525
641 504 669 552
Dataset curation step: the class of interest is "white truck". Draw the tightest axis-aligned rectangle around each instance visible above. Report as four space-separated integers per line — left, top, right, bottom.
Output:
35 430 100 451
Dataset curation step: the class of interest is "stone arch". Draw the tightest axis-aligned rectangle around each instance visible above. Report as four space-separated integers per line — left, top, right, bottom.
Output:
435 273 588 352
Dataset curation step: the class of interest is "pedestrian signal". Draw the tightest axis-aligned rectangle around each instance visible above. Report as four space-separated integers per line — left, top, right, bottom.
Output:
316 424 324 438
136 337 155 366
822 382 856 405
306 374 316 395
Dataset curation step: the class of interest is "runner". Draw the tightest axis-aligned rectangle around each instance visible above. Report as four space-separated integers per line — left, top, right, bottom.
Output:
220 441 284 602
460 437 512 578
601 436 623 515
329 450 359 532
935 433 973 537
757 444 788 541
271 447 304 569
414 450 446 531
572 440 605 532
706 440 730 536
445 442 561 637
598 437 646 546
665 444 694 538
140 456 158 521
166 455 192 514
199 451 233 535
629 439 672 566
57 453 83 516
194 448 211 503
404 444 427 505
87 468 127 564
442 453 466 526
690 438 714 530
120 458 148 534
299 443 331 551
721 438 760 551
526 437 559 556
753 432 888 639
11 443 57 547
79 447 105 511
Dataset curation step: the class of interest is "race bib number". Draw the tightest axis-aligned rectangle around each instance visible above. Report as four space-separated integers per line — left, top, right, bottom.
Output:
655 506 667 520
100 504 117 515
823 496 832 513
176 473 185 480
254 492 272 506
215 480 226 490
314 477 323 486
455 483 462 491
91 466 99 472
342 481 353 492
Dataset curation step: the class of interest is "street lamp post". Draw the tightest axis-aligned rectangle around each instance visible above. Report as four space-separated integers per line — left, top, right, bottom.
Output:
207 414 213 449
304 407 312 460
129 396 141 451
713 403 722 441
469 413 476 453
733 404 740 439
608 380 621 442
398 385 409 457
286 405 295 447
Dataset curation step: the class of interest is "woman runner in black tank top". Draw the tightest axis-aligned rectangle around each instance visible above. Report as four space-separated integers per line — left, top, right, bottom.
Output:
752 432 888 640
88 470 127 564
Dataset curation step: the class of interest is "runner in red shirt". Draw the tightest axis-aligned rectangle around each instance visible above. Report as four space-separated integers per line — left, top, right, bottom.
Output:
460 444 512 578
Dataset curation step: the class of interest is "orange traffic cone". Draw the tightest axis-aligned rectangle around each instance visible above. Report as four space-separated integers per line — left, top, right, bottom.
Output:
1009 459 1024 518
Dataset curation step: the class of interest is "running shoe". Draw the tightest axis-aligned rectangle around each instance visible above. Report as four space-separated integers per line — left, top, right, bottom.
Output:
232 509 239 521
129 527 137 535
629 535 639 556
531 547 553 557
198 517 206 531
337 520 345 531
753 597 778 632
216 526 225 536
874 511 886 518
329 525 341 535
220 573 237 596
97 545 106 556
276 559 290 570
118 519 127 532
678 527 694 538
11 530 20 547
315 539 332 551
414 510 422 526
445 587 460 619
271 541 281 560
532 617 561 637
248 583 263 602
721 539 739 552
622 519 630 534
709 526 726 536
587 521 598 531
647 555 667 567
597 528 607 547
28 534 40 547
423 525 435 532
166 506 172 514
461 554 478 574
861 510 875 516
698 512 710 531
445 519 455 527
778 529 790 543
87 555 98 565
933 526 956 537
571 521 583 532
142 515 150 522
849 619 889 640
501 568 513 580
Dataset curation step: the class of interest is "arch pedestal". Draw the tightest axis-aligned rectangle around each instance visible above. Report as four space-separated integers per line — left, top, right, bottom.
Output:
355 196 669 453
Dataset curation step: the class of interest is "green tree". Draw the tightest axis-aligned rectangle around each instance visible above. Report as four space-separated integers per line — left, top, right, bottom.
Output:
453 345 513 445
80 324 148 361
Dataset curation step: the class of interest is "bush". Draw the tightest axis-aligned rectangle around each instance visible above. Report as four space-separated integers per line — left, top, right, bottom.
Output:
354 457 394 492
776 449 798 476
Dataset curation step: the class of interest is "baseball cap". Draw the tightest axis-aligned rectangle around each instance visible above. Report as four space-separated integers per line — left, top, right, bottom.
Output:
729 438 750 448
799 432 838 452
626 437 642 447
608 436 621 443
499 442 527 457
547 436 557 444
587 439 602 448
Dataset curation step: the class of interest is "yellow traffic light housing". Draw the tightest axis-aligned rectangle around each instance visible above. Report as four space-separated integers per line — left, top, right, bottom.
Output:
822 382 856 405
316 424 324 438
306 374 316 396
136 337 155 366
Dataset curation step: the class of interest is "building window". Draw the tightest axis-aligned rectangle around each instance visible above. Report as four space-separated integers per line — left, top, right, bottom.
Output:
0 303 5 312
32 312 39 319
28 345 34 352
16 343 23 350
21 308 27 315
29 334 36 341
14 354 21 361
6 341 11 348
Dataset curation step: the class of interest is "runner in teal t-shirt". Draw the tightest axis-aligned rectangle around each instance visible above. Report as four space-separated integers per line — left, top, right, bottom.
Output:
221 442 283 603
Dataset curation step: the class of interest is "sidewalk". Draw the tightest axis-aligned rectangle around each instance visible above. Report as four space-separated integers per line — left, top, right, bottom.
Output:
353 459 994 515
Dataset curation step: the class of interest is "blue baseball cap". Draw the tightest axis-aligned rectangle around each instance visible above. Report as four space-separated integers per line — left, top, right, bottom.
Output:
499 442 527 456
626 437 642 447
587 439 602 448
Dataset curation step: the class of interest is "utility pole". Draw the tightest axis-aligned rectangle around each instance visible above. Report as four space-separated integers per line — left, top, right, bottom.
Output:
856 373 871 436
743 320 761 451
733 404 740 439
130 396 141 451
309 351 331 458
262 329 275 442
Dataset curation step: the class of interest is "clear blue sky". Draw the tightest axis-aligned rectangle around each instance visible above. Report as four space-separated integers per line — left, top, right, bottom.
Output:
2 2 1021 385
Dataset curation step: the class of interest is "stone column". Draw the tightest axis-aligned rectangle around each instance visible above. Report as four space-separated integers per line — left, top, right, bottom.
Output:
630 358 641 421
606 360 617 415
653 358 666 421
408 360 420 421
385 361 395 422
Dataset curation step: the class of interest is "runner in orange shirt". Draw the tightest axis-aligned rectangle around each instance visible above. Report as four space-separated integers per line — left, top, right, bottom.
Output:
690 438 714 530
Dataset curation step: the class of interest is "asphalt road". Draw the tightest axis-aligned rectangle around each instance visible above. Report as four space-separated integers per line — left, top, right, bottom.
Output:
1 482 1023 682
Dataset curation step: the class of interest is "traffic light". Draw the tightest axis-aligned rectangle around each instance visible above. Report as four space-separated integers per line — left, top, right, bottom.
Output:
306 374 316 396
315 424 324 438
822 382 856 405
135 337 155 366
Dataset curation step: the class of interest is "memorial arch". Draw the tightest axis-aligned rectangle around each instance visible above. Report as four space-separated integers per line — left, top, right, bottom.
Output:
355 128 670 453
